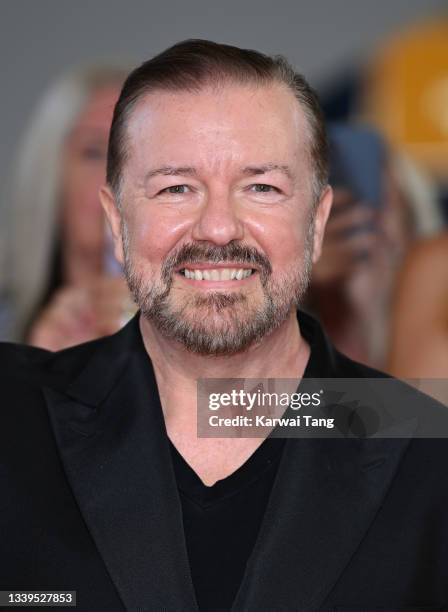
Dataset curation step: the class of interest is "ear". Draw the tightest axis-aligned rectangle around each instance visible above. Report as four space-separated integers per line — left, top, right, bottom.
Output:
100 185 125 265
311 185 333 264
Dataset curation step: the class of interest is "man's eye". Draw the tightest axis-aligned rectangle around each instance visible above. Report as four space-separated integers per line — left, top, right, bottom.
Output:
160 185 190 194
251 184 279 193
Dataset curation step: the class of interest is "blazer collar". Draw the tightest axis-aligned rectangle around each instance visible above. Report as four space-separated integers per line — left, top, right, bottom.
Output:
232 435 411 610
44 312 412 611
44 315 199 611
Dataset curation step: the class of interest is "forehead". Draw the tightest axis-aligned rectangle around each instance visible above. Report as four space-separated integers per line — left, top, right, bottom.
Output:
124 82 311 178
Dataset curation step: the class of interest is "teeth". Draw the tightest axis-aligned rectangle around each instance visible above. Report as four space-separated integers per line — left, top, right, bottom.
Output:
183 268 253 281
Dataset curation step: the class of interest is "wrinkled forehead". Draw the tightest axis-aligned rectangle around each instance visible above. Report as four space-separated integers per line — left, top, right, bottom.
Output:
123 82 313 181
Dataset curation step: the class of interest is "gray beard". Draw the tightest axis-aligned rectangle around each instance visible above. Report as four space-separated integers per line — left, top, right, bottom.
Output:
122 234 313 356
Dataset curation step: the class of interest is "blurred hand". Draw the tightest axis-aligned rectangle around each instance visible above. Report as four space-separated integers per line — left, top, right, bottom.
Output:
312 189 379 286
310 187 404 366
28 277 135 351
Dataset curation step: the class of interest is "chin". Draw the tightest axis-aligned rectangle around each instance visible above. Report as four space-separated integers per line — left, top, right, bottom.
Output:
175 290 262 326
149 292 289 356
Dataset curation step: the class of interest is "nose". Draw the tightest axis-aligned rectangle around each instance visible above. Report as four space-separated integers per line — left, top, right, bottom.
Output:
191 189 244 245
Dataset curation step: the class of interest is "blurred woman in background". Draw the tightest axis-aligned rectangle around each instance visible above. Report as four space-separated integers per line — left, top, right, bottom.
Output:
307 140 441 370
0 64 132 349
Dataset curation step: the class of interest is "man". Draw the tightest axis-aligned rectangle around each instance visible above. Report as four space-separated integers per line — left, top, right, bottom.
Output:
1 40 447 611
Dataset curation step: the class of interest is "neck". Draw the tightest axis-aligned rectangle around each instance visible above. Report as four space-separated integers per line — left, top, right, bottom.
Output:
139 309 310 421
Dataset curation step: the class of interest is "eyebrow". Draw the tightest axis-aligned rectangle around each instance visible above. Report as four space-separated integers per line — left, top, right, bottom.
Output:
144 163 293 181
145 166 197 180
241 164 293 179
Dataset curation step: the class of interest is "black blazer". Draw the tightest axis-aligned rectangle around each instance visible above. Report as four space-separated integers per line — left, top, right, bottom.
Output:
1 312 448 611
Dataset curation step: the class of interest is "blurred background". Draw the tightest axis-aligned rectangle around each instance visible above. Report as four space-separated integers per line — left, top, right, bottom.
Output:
0 0 447 397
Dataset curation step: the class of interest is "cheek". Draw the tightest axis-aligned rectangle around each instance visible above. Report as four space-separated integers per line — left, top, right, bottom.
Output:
247 210 310 271
125 208 191 268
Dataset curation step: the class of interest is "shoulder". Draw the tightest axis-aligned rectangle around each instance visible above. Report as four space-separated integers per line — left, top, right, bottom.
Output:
339 350 448 442
299 311 448 437
0 334 113 392
0 335 122 452
0 315 140 405
333 348 389 379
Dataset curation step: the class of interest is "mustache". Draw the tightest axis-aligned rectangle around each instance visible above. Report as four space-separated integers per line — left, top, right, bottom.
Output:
161 242 272 284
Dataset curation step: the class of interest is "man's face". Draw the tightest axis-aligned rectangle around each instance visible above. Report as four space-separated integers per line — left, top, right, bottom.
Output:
102 82 331 355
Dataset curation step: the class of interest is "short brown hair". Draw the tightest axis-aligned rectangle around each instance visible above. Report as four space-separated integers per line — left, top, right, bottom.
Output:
107 39 328 203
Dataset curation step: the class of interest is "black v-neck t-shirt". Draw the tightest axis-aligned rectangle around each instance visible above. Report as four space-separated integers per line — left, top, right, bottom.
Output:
168 315 322 611
169 436 286 611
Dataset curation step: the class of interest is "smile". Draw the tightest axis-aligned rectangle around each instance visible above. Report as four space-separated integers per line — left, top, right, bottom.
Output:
179 267 255 281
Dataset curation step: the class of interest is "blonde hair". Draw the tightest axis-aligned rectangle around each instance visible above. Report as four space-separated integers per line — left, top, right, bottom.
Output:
2 64 128 341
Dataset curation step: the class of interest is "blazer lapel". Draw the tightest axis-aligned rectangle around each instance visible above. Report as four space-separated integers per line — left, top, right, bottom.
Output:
44 318 198 612
232 434 412 611
232 314 415 611
43 310 414 611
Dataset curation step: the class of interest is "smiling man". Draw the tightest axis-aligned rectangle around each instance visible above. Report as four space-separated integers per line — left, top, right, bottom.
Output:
103 57 327 362
1 40 448 611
